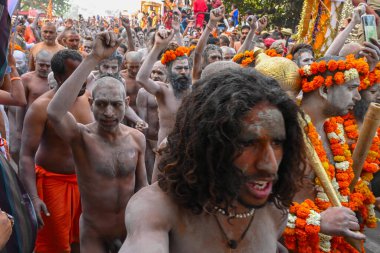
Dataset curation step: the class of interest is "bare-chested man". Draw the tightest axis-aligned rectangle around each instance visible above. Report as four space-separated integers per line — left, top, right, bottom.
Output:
47 32 148 253
136 61 167 182
19 49 93 253
62 30 88 58
136 28 192 146
136 28 192 181
86 53 147 130
21 50 52 107
120 67 307 252
14 50 53 162
29 22 65 71
120 51 142 113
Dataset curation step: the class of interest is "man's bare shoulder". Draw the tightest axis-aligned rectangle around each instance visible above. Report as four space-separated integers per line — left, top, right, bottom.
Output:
21 71 36 81
29 90 55 109
126 183 177 224
30 42 43 53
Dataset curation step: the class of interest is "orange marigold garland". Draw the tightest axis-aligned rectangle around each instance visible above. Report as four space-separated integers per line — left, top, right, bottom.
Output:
265 48 282 57
299 56 368 93
361 61 380 91
284 115 368 252
284 199 321 253
341 113 379 228
232 50 255 67
161 46 191 65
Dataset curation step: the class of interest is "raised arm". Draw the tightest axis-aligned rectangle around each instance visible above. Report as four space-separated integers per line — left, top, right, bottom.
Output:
30 14 42 42
192 6 225 82
0 52 27 106
324 5 364 56
136 28 174 96
237 16 258 54
120 16 136 52
172 9 184 46
47 32 121 142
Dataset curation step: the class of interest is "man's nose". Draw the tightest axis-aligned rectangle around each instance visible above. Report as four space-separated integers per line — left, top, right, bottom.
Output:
104 105 114 116
256 143 278 174
353 89 361 102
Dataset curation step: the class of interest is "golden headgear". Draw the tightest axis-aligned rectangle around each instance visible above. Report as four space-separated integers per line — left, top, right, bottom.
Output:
255 53 301 94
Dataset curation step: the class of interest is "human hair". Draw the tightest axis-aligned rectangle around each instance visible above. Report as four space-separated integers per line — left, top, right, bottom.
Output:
219 35 230 47
167 56 192 77
271 31 284 40
118 43 128 54
99 52 123 68
51 49 82 76
290 43 314 58
241 25 250 31
207 37 219 45
202 44 222 62
158 68 307 214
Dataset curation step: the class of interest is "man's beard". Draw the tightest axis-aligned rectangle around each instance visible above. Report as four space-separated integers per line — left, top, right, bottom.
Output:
353 98 370 122
16 66 27 76
170 73 191 98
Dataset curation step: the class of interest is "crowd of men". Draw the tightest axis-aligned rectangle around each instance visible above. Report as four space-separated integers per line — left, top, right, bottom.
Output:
1 0 380 252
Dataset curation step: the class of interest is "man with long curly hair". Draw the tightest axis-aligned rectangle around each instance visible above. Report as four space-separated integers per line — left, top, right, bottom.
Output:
119 68 308 252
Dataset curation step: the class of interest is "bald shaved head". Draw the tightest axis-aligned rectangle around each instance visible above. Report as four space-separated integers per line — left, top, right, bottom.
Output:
36 50 52 61
339 42 363 57
125 51 142 63
200 61 240 80
151 61 168 82
92 76 126 99
125 52 142 79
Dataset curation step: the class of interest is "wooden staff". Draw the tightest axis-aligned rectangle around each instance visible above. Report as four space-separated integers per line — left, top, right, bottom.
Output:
349 102 380 192
299 116 363 251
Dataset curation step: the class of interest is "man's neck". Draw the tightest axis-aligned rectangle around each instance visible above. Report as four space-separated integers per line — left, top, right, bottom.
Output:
301 96 328 134
44 41 56 47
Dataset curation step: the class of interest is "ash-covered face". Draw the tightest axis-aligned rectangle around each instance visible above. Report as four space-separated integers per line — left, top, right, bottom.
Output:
169 58 191 98
324 78 361 117
234 103 285 208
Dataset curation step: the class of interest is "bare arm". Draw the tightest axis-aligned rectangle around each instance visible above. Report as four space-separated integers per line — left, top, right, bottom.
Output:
19 101 50 227
136 29 174 96
47 32 122 142
0 52 27 106
124 106 146 126
192 6 225 82
135 131 148 191
237 16 258 54
172 9 184 46
28 49 36 71
30 14 41 42
136 89 148 121
119 188 172 253
121 16 135 52
324 6 364 56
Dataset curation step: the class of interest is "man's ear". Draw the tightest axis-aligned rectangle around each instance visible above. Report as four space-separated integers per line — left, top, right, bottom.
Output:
318 85 328 101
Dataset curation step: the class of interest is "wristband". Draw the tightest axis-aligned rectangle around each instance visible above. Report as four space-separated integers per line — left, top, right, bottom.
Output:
10 77 21 81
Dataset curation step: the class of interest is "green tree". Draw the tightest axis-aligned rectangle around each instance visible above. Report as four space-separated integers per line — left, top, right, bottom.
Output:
19 0 71 17
223 0 303 30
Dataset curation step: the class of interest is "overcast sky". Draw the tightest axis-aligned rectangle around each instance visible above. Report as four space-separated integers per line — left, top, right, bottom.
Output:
69 0 141 17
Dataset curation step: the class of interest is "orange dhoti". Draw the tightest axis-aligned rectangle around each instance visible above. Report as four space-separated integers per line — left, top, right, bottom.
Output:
34 165 81 253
